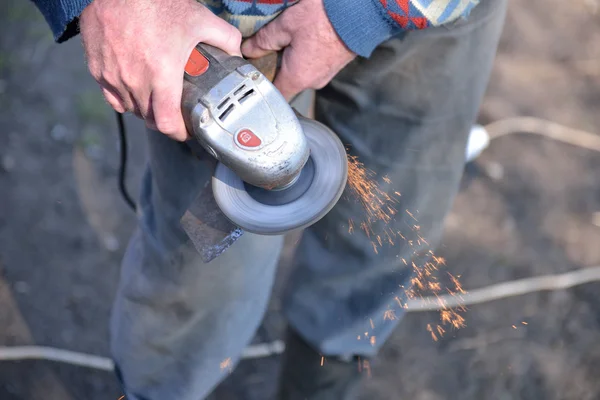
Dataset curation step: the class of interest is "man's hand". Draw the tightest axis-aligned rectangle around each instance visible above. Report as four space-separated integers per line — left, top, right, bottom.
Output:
79 0 242 141
241 0 356 101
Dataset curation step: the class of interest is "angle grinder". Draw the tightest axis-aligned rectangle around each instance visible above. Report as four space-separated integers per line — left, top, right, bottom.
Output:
180 43 348 235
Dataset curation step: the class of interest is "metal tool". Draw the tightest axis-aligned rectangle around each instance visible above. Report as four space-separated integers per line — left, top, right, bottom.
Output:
179 43 348 248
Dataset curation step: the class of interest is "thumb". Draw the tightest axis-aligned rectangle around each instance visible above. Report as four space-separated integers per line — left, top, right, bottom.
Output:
241 19 292 59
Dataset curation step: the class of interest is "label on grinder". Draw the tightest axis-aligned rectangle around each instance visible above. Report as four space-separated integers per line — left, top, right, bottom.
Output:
236 129 262 149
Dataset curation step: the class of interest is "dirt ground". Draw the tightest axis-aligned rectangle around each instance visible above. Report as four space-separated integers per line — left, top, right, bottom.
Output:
1 0 600 399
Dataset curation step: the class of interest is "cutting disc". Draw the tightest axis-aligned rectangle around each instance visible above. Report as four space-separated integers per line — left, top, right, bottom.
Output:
212 118 348 235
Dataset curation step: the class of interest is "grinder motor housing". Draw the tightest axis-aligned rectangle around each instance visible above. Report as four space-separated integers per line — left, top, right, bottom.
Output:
181 44 310 190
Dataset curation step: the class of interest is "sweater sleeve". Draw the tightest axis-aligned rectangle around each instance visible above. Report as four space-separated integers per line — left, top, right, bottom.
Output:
323 0 480 58
29 0 94 43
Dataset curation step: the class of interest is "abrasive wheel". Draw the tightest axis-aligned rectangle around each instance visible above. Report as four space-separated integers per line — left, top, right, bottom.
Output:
212 117 348 235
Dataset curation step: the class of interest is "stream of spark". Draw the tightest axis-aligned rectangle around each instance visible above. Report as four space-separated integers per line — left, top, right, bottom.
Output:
345 154 467 341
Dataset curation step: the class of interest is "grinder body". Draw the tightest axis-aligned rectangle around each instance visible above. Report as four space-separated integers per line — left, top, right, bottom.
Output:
179 43 348 258
181 44 310 190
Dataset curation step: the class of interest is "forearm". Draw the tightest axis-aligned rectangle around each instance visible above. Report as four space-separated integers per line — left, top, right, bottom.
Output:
29 0 93 42
323 0 480 57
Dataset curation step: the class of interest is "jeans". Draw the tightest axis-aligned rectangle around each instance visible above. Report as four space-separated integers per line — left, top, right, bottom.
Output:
109 1 507 398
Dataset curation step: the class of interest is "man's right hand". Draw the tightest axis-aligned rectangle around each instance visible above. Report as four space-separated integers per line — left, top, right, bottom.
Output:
79 0 242 141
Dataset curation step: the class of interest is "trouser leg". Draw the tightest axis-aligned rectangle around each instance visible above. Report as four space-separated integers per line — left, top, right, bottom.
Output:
283 0 507 359
109 130 284 400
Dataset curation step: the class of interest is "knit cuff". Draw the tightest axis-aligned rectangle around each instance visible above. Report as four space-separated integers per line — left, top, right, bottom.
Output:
322 0 395 58
30 0 94 43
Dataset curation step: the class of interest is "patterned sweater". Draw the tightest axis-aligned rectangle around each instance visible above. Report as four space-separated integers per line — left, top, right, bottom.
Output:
30 0 480 57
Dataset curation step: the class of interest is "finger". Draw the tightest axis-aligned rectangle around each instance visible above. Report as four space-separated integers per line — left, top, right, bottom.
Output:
99 77 136 113
150 78 188 141
192 9 243 56
127 87 152 120
241 18 292 59
272 50 304 101
145 119 158 131
101 86 127 113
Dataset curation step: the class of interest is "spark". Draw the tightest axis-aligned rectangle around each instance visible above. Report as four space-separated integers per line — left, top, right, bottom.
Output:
371 242 379 254
385 231 395 245
427 324 438 341
448 272 465 294
344 154 468 341
433 255 446 265
370 336 377 346
383 309 397 321
370 318 375 329
522 321 528 325
394 296 404 308
362 360 372 378
512 325 517 329
320 356 324 366
437 325 445 336
346 155 399 226
220 357 233 372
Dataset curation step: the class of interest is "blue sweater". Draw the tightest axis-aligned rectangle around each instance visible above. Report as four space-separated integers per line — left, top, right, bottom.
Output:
29 0 480 58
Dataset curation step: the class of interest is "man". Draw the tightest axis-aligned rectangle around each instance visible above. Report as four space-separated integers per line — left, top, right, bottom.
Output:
29 0 507 398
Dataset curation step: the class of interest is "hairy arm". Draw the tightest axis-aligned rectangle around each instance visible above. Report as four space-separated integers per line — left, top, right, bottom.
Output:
29 0 242 141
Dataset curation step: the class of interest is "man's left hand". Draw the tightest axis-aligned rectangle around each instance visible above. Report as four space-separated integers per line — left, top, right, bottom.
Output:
241 0 356 101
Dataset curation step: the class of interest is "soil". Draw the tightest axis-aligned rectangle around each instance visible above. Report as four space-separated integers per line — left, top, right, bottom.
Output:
1 0 600 399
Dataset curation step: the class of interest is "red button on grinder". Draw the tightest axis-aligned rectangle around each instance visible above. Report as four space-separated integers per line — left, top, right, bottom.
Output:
236 129 262 148
185 48 210 76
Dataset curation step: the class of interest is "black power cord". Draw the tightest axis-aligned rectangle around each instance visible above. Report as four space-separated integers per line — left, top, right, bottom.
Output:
116 111 137 212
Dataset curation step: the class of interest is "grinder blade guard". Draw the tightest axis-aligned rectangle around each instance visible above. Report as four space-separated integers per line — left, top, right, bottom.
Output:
181 44 348 235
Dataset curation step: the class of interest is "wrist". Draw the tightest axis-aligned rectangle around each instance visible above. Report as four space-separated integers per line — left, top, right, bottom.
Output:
322 0 396 58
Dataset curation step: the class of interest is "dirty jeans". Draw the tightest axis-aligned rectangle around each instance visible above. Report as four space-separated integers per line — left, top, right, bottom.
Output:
109 1 507 399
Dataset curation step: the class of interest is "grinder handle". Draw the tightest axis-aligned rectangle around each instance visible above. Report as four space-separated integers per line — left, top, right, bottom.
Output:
188 42 280 82
247 51 280 82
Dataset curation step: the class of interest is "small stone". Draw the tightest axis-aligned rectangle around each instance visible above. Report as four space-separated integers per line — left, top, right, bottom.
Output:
103 235 120 252
592 212 600 227
50 124 70 141
484 161 504 181
85 145 104 160
1 155 15 171
14 281 30 294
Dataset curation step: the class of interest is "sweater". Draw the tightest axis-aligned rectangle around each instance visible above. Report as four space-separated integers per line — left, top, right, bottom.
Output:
29 0 480 57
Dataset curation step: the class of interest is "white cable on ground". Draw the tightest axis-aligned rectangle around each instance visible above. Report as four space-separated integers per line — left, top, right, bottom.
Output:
405 265 600 311
0 341 288 371
485 116 600 152
2 264 600 369
1 117 600 369
0 346 115 371
3 265 600 369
